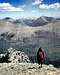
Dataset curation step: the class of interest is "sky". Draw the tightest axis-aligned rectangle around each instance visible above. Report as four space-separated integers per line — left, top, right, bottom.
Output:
0 0 60 19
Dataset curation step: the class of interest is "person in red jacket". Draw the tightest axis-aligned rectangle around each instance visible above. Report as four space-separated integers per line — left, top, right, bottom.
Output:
37 47 45 68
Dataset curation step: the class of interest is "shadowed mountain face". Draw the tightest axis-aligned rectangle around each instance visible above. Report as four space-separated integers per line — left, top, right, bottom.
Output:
0 16 60 65
31 16 59 27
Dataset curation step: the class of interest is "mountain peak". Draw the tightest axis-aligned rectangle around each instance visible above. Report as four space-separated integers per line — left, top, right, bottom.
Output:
31 16 59 27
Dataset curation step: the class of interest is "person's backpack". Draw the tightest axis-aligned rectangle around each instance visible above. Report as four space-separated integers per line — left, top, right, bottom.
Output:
38 51 44 59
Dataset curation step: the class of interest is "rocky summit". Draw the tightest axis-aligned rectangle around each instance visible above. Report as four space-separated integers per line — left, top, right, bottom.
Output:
0 63 60 75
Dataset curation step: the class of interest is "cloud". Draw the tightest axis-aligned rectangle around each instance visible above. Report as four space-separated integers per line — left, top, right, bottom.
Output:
39 3 60 9
0 3 24 11
32 0 43 5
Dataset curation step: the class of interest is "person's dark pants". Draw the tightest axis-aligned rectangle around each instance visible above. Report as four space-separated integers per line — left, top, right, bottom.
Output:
37 58 43 68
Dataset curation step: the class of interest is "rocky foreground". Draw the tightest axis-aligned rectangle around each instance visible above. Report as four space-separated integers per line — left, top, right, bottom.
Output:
0 48 60 75
0 63 60 75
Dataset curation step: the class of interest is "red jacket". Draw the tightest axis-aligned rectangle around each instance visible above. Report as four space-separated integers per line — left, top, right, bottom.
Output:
37 50 45 59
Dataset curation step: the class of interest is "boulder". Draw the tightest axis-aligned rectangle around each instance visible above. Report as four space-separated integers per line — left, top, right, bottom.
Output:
7 48 30 63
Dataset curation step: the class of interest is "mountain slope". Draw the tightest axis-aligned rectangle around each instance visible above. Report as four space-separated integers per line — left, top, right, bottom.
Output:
31 16 59 27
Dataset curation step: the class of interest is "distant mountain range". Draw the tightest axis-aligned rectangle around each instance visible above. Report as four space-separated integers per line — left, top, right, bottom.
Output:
13 19 34 25
2 17 34 26
1 16 60 26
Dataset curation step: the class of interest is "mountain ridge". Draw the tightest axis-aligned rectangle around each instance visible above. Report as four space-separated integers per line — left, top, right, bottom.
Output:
1 16 60 26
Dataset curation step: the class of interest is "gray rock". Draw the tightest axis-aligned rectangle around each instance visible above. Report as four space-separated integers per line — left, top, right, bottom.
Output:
0 63 60 75
7 48 30 63
0 54 5 58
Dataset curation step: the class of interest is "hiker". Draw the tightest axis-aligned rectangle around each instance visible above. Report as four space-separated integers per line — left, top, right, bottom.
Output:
37 47 45 68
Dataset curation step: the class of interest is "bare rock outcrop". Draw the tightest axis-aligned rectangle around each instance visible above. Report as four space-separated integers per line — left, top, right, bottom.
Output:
0 48 30 63
7 48 30 63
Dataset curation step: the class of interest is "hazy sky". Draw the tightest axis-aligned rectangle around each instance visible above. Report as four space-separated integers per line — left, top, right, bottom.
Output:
0 0 60 19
